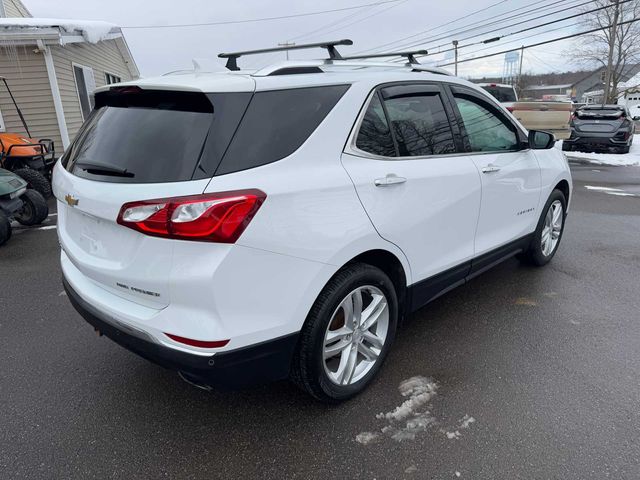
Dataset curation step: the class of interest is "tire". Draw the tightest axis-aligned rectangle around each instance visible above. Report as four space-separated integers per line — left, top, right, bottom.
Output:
15 189 49 226
13 168 52 198
0 211 11 246
522 189 567 267
561 142 572 152
619 145 630 154
290 263 398 403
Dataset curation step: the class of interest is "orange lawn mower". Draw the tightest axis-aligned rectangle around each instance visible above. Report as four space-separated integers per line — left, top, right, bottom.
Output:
0 76 56 198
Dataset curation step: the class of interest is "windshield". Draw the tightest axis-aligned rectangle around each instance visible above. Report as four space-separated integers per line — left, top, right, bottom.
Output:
480 85 517 103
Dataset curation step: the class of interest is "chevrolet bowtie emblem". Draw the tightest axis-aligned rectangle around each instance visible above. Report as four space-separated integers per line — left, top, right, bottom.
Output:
65 194 79 207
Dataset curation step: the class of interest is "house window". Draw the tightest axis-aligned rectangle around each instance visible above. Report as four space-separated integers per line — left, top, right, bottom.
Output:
105 73 122 85
73 64 96 121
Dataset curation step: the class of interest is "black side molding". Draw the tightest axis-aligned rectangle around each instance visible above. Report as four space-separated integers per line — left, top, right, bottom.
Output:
408 234 534 313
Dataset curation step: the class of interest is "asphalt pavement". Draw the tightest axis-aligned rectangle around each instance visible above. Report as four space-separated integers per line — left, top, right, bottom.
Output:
1 165 639 479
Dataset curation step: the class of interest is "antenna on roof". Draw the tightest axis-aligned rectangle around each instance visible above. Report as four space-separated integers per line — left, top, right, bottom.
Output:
340 50 428 65
219 39 353 71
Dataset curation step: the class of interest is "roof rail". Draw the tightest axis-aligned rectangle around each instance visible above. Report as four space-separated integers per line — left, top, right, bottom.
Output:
340 50 428 65
251 60 453 77
218 39 353 71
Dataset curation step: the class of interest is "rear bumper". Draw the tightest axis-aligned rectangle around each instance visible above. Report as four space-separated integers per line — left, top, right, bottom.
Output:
564 131 631 150
63 276 299 389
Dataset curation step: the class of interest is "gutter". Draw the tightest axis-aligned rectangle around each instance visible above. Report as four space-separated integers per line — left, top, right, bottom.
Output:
37 39 70 149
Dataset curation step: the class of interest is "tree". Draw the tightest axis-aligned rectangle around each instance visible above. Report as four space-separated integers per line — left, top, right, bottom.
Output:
573 0 640 102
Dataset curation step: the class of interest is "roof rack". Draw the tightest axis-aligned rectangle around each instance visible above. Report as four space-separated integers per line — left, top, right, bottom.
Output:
219 39 353 71
340 50 428 65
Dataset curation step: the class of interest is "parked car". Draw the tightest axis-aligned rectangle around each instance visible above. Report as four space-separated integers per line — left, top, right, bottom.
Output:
0 168 49 246
54 45 572 402
563 104 637 153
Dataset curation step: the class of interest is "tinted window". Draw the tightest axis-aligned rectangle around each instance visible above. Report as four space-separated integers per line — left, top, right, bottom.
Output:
355 93 396 157
454 95 518 152
65 90 251 184
479 85 517 103
383 91 455 156
216 85 350 175
66 91 214 183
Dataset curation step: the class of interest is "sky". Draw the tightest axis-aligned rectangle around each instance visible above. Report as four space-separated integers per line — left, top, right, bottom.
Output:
23 0 585 79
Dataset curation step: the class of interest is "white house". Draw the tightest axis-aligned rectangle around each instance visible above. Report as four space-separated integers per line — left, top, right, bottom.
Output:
0 0 138 151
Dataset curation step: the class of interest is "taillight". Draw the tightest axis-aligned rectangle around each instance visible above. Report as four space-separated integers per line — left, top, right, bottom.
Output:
506 106 514 113
117 189 266 243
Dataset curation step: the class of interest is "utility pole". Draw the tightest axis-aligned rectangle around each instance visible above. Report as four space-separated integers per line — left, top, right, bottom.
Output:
603 0 620 105
517 45 524 94
278 41 295 60
452 40 459 76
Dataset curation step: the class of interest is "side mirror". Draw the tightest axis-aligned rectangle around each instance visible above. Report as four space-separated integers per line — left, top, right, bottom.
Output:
528 130 556 150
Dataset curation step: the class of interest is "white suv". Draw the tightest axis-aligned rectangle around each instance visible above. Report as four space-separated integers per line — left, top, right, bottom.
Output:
54 45 571 402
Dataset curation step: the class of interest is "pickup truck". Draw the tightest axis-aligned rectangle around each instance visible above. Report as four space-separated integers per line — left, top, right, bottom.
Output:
508 101 573 140
477 83 573 140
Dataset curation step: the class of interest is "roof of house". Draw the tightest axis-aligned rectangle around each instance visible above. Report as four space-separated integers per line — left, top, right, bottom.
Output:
0 17 119 43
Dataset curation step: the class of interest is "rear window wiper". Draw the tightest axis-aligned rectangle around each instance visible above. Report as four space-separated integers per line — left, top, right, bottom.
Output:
75 162 135 178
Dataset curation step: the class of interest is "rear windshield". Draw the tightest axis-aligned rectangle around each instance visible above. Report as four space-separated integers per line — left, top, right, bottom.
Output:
63 90 223 184
479 85 517 103
63 85 349 183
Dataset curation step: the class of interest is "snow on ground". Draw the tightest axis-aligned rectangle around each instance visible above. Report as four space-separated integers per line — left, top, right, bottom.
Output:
356 376 476 444
0 18 118 43
556 136 640 167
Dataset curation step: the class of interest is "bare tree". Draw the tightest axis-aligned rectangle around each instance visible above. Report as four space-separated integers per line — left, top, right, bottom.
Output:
573 0 640 102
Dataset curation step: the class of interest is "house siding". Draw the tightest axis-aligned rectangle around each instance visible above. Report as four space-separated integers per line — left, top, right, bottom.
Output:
51 39 135 142
2 0 31 17
0 46 60 145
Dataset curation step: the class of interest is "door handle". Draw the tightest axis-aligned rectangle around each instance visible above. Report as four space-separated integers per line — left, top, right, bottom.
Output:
481 164 501 174
374 174 407 187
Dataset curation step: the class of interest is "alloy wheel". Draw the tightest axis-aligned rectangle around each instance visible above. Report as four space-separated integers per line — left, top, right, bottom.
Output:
322 285 389 386
541 200 563 257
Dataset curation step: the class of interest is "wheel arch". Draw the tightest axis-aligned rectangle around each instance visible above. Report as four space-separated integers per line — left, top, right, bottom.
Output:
342 249 410 323
554 179 570 204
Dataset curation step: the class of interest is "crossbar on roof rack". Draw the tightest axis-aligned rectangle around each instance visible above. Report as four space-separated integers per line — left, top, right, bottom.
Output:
340 50 428 64
218 39 353 71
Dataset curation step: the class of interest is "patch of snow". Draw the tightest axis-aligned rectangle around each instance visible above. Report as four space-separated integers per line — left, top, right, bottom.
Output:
460 415 475 429
584 185 623 192
355 376 476 445
404 465 418 474
606 191 637 197
355 432 379 445
0 18 118 43
377 376 438 422
557 137 640 167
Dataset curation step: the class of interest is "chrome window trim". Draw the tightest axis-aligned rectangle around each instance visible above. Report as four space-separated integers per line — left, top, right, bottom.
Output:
345 84 530 161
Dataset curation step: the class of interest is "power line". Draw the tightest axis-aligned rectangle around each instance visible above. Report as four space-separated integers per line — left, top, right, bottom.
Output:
386 0 589 57
357 0 577 55
417 0 630 60
288 0 409 43
121 0 403 29
351 0 510 54
435 16 640 68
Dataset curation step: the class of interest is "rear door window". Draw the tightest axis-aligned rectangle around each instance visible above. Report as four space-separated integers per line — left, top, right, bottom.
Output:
215 85 350 175
355 93 396 157
380 85 456 157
